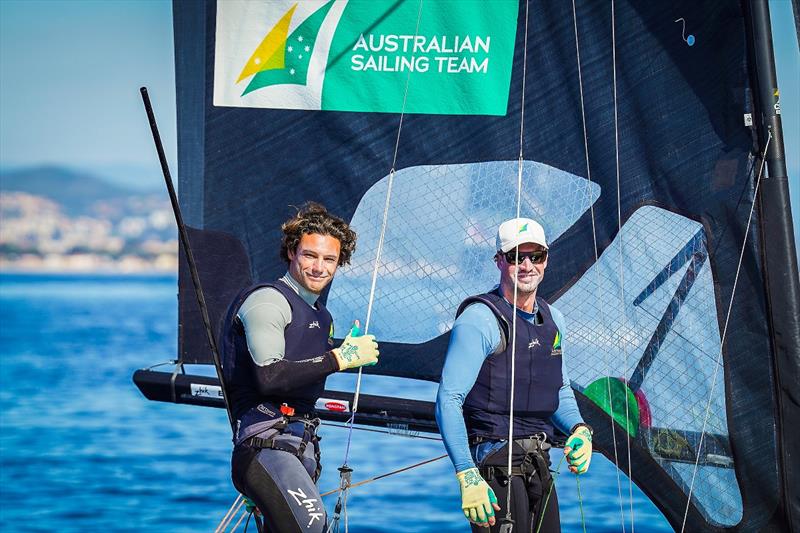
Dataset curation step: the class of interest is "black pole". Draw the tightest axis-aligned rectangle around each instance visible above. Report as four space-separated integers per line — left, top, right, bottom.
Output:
139 86 235 431
748 1 800 530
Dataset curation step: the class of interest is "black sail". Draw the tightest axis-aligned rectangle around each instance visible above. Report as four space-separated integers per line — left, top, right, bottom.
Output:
132 1 800 530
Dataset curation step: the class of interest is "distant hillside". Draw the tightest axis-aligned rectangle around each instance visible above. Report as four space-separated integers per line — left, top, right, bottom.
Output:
0 166 143 215
87 163 164 193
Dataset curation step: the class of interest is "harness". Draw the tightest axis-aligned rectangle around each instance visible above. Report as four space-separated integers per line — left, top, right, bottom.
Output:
475 434 555 526
477 434 553 497
244 415 323 481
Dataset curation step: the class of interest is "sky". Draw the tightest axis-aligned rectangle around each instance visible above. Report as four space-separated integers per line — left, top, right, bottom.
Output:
0 0 177 185
0 0 798 243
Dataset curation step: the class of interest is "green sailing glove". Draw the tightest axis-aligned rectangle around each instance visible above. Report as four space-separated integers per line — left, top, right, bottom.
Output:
456 467 500 526
332 320 379 370
565 424 593 474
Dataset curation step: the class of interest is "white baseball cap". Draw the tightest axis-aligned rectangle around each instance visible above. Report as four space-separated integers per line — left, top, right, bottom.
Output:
496 217 548 252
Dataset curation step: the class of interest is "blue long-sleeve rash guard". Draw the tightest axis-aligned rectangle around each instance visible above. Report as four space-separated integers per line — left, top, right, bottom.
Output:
435 298 584 473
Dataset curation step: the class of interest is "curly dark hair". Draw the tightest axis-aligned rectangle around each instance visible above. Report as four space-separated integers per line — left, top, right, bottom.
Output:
280 202 357 266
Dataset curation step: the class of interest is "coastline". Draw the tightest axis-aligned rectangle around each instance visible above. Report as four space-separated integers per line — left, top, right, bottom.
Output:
0 253 178 276
0 268 178 278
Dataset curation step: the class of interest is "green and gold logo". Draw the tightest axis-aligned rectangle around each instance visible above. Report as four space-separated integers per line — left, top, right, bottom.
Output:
214 0 518 115
551 329 563 357
237 1 334 96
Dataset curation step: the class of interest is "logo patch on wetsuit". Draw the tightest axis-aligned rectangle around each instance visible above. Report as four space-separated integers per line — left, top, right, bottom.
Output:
528 338 540 349
551 330 563 357
287 487 324 528
308 321 320 329
257 404 277 417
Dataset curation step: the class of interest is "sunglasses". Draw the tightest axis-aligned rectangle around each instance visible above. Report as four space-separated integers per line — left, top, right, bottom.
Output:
499 249 548 265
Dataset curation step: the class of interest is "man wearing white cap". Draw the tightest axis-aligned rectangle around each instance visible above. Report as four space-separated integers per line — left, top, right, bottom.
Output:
436 217 593 532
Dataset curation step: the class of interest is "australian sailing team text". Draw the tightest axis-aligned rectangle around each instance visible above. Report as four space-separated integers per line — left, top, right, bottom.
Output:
351 34 491 73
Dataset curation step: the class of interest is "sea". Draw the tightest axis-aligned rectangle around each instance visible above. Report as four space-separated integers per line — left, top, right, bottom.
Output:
0 273 673 532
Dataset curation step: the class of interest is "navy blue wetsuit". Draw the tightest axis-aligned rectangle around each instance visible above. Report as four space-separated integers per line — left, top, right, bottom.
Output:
223 274 339 533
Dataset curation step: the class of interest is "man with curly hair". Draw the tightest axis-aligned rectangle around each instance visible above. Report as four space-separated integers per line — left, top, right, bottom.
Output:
222 202 378 533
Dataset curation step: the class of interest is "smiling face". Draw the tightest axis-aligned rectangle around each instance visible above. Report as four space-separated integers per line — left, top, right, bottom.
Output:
287 233 342 294
497 242 548 297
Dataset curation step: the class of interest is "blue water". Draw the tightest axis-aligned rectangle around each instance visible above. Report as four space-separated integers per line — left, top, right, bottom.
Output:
0 274 673 532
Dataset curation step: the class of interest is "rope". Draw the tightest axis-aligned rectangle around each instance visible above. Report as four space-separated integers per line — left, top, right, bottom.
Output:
332 0 425 455
341 0 424 454
322 422 442 441
534 454 565 533
502 0 532 528
321 454 447 497
679 130 773 533
331 2 425 530
569 3 628 532
576 474 587 533
609 1 637 530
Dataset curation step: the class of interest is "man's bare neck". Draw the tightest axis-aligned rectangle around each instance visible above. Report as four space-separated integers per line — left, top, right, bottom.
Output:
500 282 537 313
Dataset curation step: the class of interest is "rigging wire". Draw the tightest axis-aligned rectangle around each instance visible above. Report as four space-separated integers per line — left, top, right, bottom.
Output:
321 454 448 497
215 501 252 533
215 494 244 533
679 130 773 533
569 1 629 531
321 422 442 441
340 0 424 455
229 508 248 532
144 360 180 371
632 151 760 364
330 2 425 530
501 0 532 529
615 147 762 371
609 1 637 530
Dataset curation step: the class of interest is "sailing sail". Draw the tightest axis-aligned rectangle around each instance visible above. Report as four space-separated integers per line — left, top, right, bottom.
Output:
134 0 799 530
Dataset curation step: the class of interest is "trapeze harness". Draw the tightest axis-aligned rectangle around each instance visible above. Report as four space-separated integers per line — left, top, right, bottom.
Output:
222 280 334 533
457 289 563 530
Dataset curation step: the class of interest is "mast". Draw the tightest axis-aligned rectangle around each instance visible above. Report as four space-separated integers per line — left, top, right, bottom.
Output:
140 87 236 432
748 1 800 530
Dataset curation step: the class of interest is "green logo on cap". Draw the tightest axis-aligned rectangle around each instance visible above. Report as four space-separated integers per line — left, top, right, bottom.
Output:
518 223 528 234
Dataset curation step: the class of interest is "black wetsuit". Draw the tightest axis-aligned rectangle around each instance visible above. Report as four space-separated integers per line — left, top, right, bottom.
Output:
222 279 339 533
